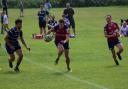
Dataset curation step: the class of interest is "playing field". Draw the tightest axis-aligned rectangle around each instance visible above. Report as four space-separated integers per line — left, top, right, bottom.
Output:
0 7 128 89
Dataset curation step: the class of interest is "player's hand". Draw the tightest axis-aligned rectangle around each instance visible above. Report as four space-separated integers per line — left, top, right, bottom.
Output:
27 47 31 51
60 40 66 44
112 33 117 37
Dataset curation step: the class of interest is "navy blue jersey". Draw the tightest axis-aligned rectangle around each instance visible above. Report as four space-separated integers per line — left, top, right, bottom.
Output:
7 27 23 43
48 19 57 28
38 10 49 22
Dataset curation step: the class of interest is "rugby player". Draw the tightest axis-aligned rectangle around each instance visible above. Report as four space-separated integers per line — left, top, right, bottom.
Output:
38 5 49 35
104 15 123 65
5 19 30 72
46 19 71 72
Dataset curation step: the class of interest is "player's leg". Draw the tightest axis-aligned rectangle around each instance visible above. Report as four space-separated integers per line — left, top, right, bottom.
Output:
15 49 23 72
42 21 46 35
108 41 119 65
70 18 76 36
5 7 8 16
39 21 46 35
8 54 15 68
116 43 123 60
5 43 15 68
1 24 4 34
111 49 119 65
63 42 71 71
55 42 64 65
64 49 71 71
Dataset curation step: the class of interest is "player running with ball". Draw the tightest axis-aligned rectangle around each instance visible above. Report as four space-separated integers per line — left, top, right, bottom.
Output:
104 15 123 65
46 19 71 72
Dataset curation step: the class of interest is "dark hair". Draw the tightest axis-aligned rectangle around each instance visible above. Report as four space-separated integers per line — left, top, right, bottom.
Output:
62 14 65 17
107 15 112 18
15 19 22 24
59 19 64 23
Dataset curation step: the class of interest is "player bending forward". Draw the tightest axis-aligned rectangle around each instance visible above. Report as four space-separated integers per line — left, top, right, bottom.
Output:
5 19 30 72
47 19 72 72
104 15 123 65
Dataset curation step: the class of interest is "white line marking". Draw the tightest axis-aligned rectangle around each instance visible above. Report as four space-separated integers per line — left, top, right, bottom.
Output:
24 57 109 89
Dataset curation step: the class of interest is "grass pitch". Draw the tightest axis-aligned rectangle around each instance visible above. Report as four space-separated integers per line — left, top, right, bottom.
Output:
0 7 128 89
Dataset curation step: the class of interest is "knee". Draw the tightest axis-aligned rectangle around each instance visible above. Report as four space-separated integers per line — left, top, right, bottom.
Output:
18 54 23 59
10 56 15 62
65 54 70 59
120 48 124 52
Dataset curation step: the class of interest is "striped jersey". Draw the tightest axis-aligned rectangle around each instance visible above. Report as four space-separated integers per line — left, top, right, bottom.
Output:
7 27 22 43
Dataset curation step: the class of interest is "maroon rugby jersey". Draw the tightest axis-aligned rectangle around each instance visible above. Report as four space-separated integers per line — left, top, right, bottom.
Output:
53 25 69 42
104 22 119 41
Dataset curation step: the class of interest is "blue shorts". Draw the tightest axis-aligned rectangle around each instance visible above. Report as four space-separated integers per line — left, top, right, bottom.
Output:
5 42 21 54
107 39 121 50
55 41 69 49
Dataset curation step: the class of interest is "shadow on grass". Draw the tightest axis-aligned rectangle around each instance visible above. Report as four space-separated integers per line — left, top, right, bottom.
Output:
3 71 20 74
52 71 71 76
105 65 123 68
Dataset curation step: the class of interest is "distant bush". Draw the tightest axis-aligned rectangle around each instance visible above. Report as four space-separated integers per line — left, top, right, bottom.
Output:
0 0 128 8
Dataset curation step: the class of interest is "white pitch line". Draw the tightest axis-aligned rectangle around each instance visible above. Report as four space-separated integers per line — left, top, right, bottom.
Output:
24 57 109 89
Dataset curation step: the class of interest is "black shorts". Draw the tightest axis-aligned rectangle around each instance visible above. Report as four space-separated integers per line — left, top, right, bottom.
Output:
107 39 121 50
55 41 69 49
20 8 23 12
5 42 21 54
39 21 46 28
69 18 75 29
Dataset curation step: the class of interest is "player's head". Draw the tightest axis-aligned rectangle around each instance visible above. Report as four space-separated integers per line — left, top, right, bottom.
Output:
59 19 65 28
52 15 55 20
2 11 6 15
15 19 22 30
40 5 43 10
122 21 127 27
62 14 65 19
66 3 70 8
106 15 112 23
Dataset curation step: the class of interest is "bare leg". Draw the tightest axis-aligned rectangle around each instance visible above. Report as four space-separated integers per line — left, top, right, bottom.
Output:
111 49 119 65
15 49 23 72
55 44 64 65
64 49 71 71
8 54 15 68
116 43 123 60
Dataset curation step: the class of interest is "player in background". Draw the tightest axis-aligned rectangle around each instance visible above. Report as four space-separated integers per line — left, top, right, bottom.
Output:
38 5 49 35
19 0 24 17
63 3 76 36
104 15 123 65
3 11 9 32
120 21 128 37
5 19 30 72
47 15 57 30
46 19 72 72
44 0 52 14
62 14 70 28
1 0 8 16
1 11 4 34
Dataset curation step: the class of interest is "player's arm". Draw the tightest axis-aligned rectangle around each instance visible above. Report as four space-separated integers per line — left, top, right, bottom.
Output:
104 31 116 38
20 31 30 51
46 27 54 35
4 35 14 49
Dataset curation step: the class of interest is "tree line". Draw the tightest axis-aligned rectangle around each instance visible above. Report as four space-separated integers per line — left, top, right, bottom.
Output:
1 0 128 8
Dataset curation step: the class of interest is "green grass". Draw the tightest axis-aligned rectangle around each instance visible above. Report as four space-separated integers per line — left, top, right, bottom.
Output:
0 7 128 89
